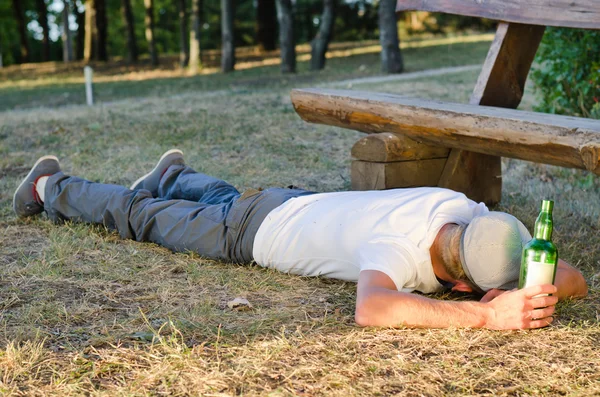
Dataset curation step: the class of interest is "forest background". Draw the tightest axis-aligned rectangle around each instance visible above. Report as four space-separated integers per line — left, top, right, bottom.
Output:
0 0 493 70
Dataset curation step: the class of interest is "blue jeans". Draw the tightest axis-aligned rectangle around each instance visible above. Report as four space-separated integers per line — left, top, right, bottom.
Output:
43 165 314 263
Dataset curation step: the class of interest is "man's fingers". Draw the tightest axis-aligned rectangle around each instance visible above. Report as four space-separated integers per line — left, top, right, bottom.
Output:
531 306 555 320
531 294 558 309
522 284 557 298
528 316 554 329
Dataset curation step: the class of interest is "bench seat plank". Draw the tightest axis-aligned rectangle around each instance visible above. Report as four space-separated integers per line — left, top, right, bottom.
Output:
396 0 600 30
291 88 600 174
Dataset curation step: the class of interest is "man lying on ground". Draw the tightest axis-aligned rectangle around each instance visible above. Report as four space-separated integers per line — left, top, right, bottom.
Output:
13 150 588 330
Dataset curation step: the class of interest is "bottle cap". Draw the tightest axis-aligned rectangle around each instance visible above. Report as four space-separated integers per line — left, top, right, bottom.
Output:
541 199 554 212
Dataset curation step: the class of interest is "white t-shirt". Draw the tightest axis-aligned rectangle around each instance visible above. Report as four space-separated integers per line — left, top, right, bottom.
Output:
252 188 488 293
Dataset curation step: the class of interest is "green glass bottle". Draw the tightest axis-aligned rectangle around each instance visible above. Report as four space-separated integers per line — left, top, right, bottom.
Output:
518 200 558 289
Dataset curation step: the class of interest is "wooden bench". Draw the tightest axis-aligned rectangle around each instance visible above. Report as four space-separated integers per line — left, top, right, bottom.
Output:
291 0 600 205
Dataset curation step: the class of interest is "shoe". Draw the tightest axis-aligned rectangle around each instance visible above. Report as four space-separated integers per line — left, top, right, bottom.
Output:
13 155 61 218
130 149 185 195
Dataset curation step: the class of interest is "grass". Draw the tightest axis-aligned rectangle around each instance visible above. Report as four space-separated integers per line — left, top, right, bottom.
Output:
1 37 600 395
0 35 493 112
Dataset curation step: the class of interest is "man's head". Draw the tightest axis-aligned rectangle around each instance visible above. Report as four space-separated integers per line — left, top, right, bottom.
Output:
437 212 532 293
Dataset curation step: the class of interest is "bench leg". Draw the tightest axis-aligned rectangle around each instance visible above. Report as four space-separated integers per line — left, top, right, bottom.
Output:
436 22 546 205
352 158 447 190
351 132 449 190
438 149 501 205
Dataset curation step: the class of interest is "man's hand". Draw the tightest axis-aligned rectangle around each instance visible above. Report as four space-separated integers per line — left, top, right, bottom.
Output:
483 284 558 330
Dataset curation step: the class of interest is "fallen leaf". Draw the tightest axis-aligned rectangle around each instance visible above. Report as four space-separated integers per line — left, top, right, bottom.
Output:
227 297 253 311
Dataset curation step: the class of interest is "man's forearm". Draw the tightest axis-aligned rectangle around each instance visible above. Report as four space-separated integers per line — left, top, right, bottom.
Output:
355 285 558 330
355 287 490 328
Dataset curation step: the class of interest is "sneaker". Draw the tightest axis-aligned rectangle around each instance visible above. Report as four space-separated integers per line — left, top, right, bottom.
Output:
13 155 61 218
130 149 185 195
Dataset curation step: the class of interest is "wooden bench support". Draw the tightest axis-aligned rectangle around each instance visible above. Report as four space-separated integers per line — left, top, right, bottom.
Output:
351 132 449 190
352 159 448 190
441 22 545 204
437 150 501 203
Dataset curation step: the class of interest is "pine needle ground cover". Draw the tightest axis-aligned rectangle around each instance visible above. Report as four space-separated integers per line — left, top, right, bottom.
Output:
1 39 599 396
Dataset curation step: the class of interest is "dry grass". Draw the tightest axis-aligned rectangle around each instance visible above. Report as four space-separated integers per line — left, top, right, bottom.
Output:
1 38 599 396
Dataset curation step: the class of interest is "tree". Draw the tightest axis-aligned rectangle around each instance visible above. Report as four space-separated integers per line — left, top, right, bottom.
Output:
62 0 74 61
378 0 403 73
256 0 276 51
121 0 137 63
83 0 95 61
275 0 295 73
177 0 189 67
220 0 234 72
144 0 159 66
188 0 202 72
12 0 30 63
310 0 335 71
94 0 108 60
35 0 50 61
75 0 85 60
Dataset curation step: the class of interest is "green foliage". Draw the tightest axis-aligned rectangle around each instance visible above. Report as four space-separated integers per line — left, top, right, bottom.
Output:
333 1 379 42
531 28 600 119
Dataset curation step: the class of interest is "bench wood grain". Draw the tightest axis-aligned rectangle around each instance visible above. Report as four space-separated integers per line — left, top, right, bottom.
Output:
291 88 600 174
351 132 449 162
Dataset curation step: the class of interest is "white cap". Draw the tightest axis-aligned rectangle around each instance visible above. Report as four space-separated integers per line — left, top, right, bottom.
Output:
459 212 532 292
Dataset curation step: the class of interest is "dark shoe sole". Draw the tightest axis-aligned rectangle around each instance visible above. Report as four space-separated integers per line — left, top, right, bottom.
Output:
130 149 185 193
13 155 61 218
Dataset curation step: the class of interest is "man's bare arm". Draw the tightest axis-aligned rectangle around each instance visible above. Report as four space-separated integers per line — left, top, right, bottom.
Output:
554 259 588 300
355 270 557 330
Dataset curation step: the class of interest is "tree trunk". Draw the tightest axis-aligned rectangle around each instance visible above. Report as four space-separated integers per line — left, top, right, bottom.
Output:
94 0 108 61
378 0 403 73
189 0 202 73
84 0 96 62
177 0 189 67
0 31 4 68
144 0 159 66
275 0 295 73
310 0 335 71
220 0 235 72
75 2 85 60
35 0 51 61
121 0 137 63
62 0 74 62
256 0 276 51
12 0 30 63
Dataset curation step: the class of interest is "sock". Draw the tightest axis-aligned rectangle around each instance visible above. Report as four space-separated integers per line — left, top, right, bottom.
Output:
35 176 49 203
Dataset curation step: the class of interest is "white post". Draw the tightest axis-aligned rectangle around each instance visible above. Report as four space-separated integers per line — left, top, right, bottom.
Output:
84 66 94 106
